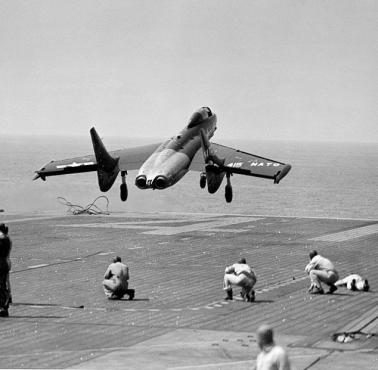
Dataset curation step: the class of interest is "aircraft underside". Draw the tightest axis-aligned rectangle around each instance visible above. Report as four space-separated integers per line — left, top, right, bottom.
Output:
90 125 237 203
33 107 291 204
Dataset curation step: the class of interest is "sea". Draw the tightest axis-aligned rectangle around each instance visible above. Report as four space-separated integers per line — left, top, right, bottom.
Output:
0 135 377 220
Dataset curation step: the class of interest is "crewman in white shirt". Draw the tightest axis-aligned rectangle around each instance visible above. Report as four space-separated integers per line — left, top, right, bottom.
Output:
223 258 257 301
103 256 135 300
255 324 291 370
335 274 369 291
305 250 339 294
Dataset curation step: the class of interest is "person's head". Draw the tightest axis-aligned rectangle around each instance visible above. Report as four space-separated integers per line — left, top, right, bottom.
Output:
238 257 247 264
112 256 122 263
0 223 8 235
309 250 318 260
256 324 274 350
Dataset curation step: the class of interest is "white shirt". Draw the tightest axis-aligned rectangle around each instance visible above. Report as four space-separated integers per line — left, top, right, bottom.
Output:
336 274 366 290
104 262 129 288
305 255 336 274
256 345 291 370
225 263 256 280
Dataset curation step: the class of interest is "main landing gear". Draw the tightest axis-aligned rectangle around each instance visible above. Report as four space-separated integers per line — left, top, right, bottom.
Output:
200 172 207 189
225 172 233 203
120 171 128 201
199 171 233 203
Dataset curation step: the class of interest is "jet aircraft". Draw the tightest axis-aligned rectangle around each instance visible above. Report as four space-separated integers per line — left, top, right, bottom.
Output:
34 107 291 203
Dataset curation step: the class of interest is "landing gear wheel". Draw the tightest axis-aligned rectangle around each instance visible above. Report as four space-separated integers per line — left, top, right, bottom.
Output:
120 171 128 201
225 172 233 203
120 183 128 201
200 172 207 189
225 184 233 203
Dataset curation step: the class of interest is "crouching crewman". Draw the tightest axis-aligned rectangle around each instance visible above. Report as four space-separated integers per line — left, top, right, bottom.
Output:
223 258 256 302
305 250 339 294
103 256 135 300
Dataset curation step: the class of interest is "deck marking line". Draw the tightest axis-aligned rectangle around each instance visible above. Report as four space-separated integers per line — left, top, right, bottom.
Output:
57 216 263 236
143 217 262 235
0 216 67 224
27 264 48 269
206 228 249 233
310 223 378 242
169 359 254 369
255 276 308 293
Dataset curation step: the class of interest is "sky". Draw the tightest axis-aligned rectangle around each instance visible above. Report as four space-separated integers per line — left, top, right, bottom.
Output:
0 0 377 142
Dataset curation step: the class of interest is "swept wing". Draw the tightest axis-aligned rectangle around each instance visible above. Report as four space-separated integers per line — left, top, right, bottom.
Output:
35 141 290 184
34 143 160 180
190 142 291 183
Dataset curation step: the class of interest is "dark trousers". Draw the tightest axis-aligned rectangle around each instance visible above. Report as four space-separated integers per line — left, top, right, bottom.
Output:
0 263 10 310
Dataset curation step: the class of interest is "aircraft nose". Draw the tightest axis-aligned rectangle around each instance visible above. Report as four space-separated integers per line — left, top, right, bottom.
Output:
153 176 168 190
135 175 147 189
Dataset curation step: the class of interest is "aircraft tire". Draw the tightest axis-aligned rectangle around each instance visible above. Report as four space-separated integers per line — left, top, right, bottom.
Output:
120 183 128 202
200 173 206 189
225 184 233 203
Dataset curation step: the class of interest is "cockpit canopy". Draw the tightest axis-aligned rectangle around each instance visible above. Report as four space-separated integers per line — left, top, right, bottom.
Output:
187 107 213 128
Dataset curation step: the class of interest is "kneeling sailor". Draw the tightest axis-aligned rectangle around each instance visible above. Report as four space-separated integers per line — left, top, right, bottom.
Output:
223 258 257 302
103 256 135 300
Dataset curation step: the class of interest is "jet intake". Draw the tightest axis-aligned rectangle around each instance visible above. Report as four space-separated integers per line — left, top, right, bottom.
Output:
153 176 168 190
135 175 147 189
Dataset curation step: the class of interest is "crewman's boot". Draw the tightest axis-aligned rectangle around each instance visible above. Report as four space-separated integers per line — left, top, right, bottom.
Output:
248 289 255 302
350 279 357 291
310 286 324 294
224 289 233 300
327 284 337 294
126 289 135 300
0 308 9 317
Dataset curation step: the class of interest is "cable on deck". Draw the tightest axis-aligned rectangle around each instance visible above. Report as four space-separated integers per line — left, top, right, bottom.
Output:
57 196 110 215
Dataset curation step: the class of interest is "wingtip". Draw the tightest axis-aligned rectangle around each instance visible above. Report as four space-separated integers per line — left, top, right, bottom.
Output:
274 164 291 184
33 171 46 181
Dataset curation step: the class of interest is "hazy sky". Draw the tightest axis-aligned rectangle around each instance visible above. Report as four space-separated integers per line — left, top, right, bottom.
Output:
1 0 377 142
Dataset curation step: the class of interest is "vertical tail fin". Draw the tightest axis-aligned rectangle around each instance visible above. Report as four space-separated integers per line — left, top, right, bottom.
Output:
90 127 120 192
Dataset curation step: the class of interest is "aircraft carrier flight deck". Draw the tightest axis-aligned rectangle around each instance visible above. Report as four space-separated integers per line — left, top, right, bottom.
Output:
0 212 377 369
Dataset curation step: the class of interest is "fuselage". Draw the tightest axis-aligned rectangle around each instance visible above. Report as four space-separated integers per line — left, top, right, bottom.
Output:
135 107 217 190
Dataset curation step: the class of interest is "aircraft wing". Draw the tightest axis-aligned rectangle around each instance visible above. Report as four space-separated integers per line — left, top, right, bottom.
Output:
190 142 291 183
34 143 160 180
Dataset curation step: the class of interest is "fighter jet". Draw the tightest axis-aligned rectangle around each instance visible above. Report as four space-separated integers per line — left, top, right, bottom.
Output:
34 107 291 203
